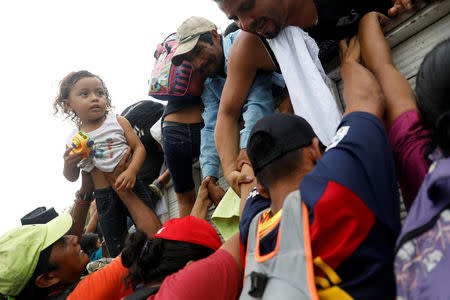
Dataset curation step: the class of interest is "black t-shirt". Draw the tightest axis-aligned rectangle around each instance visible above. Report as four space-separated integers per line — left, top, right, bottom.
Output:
306 0 392 63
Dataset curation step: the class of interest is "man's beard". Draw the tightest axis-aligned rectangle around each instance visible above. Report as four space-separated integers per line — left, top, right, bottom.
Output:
260 23 282 39
201 58 223 78
201 60 215 77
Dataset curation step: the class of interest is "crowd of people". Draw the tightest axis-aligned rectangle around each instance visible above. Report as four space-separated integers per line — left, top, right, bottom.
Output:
1 0 449 299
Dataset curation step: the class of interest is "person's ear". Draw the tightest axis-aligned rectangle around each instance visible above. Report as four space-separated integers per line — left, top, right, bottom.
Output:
211 29 220 43
35 272 60 289
309 138 322 163
256 181 269 199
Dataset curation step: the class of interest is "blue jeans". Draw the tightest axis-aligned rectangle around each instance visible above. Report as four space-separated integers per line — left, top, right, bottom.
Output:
162 121 202 193
200 72 275 179
94 179 156 257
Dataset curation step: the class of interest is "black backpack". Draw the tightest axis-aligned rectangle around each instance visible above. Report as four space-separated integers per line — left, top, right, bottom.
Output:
121 100 165 185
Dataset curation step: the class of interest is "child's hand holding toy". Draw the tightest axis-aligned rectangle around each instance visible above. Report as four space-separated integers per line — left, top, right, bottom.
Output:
70 131 96 159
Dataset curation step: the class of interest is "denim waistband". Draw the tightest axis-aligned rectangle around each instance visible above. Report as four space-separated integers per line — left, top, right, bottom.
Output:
162 120 204 128
94 186 114 195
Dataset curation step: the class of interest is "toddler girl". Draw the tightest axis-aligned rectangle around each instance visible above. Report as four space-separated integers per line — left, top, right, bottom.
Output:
53 70 161 257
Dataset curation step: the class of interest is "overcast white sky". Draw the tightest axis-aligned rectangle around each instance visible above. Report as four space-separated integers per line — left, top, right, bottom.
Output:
0 0 230 235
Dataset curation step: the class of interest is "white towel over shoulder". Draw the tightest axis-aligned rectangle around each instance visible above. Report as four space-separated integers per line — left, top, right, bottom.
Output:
268 26 342 145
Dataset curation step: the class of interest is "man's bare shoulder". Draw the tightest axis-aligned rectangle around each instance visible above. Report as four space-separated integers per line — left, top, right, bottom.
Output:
229 31 275 70
234 31 262 49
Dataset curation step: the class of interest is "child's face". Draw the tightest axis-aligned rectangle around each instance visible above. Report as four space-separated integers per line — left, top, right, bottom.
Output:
66 77 107 123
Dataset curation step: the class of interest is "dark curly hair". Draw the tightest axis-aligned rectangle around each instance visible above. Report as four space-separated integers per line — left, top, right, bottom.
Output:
53 70 112 126
415 38 450 157
79 233 100 258
121 230 214 287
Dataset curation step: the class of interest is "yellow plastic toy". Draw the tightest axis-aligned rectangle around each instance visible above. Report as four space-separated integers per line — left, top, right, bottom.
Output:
70 131 95 159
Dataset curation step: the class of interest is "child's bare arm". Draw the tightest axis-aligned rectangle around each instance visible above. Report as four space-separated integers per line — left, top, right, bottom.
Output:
359 12 417 126
63 146 83 182
115 115 146 191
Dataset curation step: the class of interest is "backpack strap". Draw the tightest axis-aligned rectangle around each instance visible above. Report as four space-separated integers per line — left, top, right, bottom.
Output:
258 35 281 74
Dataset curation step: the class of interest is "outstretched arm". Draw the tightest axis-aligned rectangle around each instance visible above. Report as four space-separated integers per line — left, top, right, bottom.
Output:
115 115 146 191
359 12 416 126
191 177 213 220
339 37 385 120
215 32 275 195
69 171 95 238
104 148 162 238
220 233 243 272
84 201 98 234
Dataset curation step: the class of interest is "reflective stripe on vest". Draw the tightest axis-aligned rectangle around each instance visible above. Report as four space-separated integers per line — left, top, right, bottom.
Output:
240 190 318 300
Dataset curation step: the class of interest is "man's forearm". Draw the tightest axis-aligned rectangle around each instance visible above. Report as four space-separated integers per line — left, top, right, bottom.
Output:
215 112 240 178
84 206 98 233
69 199 90 238
116 190 162 238
69 172 94 238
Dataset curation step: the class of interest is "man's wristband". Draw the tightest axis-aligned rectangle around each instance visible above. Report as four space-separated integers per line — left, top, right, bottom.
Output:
75 190 94 203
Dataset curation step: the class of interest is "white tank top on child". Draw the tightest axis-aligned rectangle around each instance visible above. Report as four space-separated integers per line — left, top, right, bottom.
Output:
66 114 129 173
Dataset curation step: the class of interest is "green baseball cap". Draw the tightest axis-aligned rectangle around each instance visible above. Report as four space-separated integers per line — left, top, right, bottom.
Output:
172 16 217 66
0 213 72 297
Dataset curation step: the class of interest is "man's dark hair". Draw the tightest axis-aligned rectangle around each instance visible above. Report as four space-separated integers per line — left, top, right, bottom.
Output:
121 230 215 287
248 131 304 190
198 32 214 45
188 32 216 58
225 22 240 36
416 38 450 157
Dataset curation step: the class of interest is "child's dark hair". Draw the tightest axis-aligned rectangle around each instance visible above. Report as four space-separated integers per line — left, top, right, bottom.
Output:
79 233 100 258
121 230 214 287
53 70 112 126
415 38 450 157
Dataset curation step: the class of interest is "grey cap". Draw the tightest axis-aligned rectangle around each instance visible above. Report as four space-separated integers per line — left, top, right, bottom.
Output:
172 16 217 66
